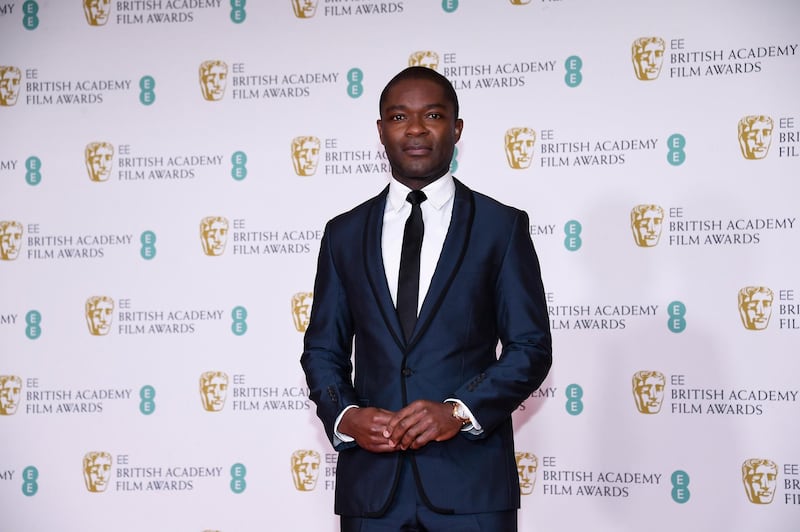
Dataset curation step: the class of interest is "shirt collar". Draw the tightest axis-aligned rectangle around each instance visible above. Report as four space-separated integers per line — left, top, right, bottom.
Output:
386 174 455 213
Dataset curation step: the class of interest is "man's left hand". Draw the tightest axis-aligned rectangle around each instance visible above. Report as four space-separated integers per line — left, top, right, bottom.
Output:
383 400 462 450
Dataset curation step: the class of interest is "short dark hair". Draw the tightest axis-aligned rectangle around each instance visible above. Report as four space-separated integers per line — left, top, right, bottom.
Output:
379 66 460 119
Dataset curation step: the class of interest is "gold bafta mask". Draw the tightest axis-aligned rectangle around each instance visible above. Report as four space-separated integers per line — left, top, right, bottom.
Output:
83 0 111 26
738 286 773 331
200 216 229 256
0 375 22 415
632 37 665 80
83 451 113 493
291 0 318 18
0 66 22 106
742 458 778 504
515 452 538 495
505 127 536 169
509 0 533 4
0 221 23 261
199 60 228 102
291 292 313 332
200 371 229 412
632 371 665 414
85 296 114 336
290 449 321 491
85 142 115 182
408 51 440 70
738 115 773 160
630 204 664 247
291 136 321 177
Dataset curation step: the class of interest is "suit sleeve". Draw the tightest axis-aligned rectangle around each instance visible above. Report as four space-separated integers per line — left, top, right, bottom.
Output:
300 222 360 450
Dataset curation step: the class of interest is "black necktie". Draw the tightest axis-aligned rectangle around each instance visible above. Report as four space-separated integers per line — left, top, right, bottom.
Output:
397 190 427 342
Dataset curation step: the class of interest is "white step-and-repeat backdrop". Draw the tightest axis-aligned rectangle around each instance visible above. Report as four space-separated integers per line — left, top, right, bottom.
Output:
1 1 798 530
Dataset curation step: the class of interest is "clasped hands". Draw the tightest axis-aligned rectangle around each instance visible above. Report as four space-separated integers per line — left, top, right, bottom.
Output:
339 400 463 453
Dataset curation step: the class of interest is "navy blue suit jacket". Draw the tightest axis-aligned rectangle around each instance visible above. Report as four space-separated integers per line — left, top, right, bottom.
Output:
301 178 552 517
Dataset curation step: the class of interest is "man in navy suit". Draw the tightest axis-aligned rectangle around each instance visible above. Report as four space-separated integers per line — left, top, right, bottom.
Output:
301 66 552 531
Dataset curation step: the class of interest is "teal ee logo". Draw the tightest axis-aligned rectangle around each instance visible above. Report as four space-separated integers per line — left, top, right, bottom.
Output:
564 56 582 88
667 134 686 166
564 220 582 251
26 156 42 186
671 470 690 503
230 463 247 493
231 151 247 181
441 0 458 12
139 385 156 415
565 384 583 415
450 147 459 174
231 306 247 336
140 231 156 260
667 300 686 333
25 310 42 339
139 76 156 106
22 1 39 30
230 0 246 23
22 466 39 496
347 68 363 99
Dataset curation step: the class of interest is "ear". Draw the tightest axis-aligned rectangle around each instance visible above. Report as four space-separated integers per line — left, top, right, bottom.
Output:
454 118 464 143
376 119 385 145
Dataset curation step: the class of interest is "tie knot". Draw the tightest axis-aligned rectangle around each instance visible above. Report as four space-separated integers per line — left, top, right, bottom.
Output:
406 190 427 206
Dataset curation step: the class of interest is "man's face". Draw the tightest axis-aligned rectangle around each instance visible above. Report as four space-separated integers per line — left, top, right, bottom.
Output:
88 300 113 334
293 139 319 175
294 454 320 490
636 42 664 79
0 378 21 414
635 376 665 413
88 146 113 181
746 464 777 503
633 208 663 246
0 68 21 106
203 65 227 100
741 120 772 159
86 455 112 491
741 290 773 330
202 376 227 411
507 132 535 168
516 456 537 494
377 78 462 189
84 0 111 25
0 224 22 260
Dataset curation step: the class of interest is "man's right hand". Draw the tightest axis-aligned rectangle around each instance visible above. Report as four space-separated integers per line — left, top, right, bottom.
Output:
338 407 398 453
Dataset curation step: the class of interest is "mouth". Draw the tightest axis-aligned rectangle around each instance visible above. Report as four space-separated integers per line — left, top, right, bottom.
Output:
403 144 432 156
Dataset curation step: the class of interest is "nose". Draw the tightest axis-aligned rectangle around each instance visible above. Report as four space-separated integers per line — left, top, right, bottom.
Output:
405 114 427 136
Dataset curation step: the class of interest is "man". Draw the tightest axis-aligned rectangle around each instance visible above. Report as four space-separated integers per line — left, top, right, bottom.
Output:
301 66 552 530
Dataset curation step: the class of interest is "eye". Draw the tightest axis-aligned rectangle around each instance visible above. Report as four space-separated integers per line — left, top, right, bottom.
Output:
390 114 406 121
426 112 442 119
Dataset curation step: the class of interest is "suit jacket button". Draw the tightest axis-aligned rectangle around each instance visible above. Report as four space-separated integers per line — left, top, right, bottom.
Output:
401 368 413 377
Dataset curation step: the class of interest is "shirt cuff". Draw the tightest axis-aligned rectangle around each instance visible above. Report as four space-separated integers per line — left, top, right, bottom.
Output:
333 404 359 445
445 398 483 434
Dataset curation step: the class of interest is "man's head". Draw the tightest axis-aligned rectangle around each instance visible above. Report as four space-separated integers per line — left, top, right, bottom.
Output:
632 37 665 80
291 292 313 332
291 136 321 176
738 286 773 330
738 115 773 160
377 66 463 189
515 452 538 495
85 296 114 336
83 451 112 492
291 449 321 491
630 204 664 247
200 371 228 412
0 375 22 415
199 61 228 101
742 459 778 504
0 221 23 260
200 216 229 256
505 127 536 169
85 142 115 182
0 66 21 106
83 0 111 25
632 371 665 414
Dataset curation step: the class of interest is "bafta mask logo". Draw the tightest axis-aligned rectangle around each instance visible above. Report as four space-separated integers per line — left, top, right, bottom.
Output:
0 375 22 416
632 371 665 414
83 451 113 493
0 66 22 107
742 458 778 504
291 0 318 18
738 115 773 160
200 216 229 256
505 127 536 169
738 286 773 331
291 449 321 491
0 221 23 261
630 204 664 247
509 0 533 4
632 37 665 80
291 136 321 177
515 452 538 495
85 142 115 182
408 51 440 71
291 292 313 332
200 371 229 412
85 296 115 336
199 60 228 102
83 0 112 26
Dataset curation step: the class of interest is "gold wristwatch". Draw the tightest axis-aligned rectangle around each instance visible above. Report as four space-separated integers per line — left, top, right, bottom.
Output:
447 401 471 426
